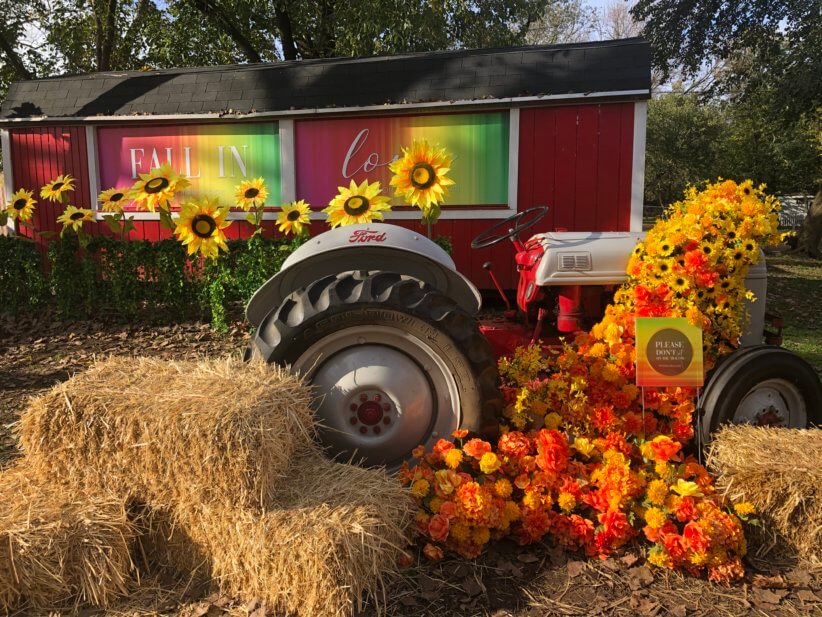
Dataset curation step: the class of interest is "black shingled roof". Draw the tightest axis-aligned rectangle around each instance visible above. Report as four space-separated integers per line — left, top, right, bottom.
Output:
0 38 650 121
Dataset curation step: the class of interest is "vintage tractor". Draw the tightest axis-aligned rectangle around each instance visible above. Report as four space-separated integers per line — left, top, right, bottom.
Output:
246 208 821 467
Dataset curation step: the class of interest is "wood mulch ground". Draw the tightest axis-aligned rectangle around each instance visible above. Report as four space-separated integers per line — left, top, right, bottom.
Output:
1 312 819 617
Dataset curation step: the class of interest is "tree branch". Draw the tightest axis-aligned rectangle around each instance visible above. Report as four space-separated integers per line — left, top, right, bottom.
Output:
0 26 34 80
274 3 297 61
186 0 263 63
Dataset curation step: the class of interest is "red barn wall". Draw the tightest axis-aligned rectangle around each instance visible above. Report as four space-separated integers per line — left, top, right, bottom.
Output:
7 101 637 290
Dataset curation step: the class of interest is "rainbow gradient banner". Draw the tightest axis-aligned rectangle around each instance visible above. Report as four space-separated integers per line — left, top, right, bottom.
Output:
294 111 509 209
635 317 704 387
96 123 280 210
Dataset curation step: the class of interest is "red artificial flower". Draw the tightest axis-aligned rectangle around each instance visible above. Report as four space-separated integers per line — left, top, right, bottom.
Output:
497 431 533 458
534 429 569 474
428 514 450 542
675 496 698 522
683 522 710 554
432 438 455 459
463 438 492 459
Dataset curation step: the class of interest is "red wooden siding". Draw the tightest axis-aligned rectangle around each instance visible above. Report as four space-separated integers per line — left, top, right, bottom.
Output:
9 101 636 291
9 127 92 243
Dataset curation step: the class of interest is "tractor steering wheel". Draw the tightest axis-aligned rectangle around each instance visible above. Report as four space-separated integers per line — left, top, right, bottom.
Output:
470 206 549 249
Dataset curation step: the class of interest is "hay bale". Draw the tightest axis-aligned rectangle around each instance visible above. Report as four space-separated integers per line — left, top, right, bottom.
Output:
145 446 415 617
0 464 135 611
18 356 314 510
707 425 822 560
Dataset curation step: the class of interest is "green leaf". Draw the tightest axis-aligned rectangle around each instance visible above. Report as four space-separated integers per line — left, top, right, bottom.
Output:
104 216 123 234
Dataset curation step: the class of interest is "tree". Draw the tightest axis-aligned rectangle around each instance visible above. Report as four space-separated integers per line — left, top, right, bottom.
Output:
632 0 822 255
526 0 598 44
643 92 728 208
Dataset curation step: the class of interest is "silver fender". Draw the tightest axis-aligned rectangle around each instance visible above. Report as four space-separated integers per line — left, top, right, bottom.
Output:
246 223 483 326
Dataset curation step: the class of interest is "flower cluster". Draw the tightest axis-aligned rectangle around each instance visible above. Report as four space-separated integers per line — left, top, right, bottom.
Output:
403 180 775 582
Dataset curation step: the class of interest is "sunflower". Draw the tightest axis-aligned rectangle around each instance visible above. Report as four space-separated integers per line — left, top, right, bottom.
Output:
6 189 36 222
173 197 231 260
389 139 455 221
128 163 190 212
40 174 75 202
235 177 269 210
323 179 391 228
98 187 130 213
277 199 311 236
56 205 94 232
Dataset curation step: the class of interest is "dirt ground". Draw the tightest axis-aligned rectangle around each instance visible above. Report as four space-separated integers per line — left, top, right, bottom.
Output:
1 312 820 617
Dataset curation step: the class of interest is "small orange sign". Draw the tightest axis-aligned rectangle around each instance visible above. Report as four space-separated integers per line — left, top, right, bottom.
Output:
635 317 704 387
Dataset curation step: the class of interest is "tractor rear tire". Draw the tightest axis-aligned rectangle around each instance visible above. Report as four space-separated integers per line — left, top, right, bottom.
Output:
701 346 821 439
249 270 502 469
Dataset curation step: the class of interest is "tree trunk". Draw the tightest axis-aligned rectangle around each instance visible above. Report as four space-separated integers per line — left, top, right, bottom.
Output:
274 3 298 60
796 188 822 258
0 29 34 80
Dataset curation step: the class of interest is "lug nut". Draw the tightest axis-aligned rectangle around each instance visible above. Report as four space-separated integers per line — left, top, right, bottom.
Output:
350 404 357 411
350 417 358 425
382 403 390 411
373 394 382 402
373 426 381 435
360 393 368 402
383 417 390 425
359 426 368 434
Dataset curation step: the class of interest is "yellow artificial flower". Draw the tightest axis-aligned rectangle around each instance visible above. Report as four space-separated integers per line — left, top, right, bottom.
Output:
6 189 36 222
277 200 311 236
388 139 455 222
644 507 668 529
671 479 703 498
479 452 502 474
128 163 190 212
494 478 513 498
235 177 269 210
733 502 756 517
572 437 596 457
558 491 577 512
472 526 491 545
173 197 231 260
646 479 668 506
40 174 75 202
544 412 563 430
56 205 94 232
98 187 129 213
323 179 391 228
444 448 464 469
411 478 430 498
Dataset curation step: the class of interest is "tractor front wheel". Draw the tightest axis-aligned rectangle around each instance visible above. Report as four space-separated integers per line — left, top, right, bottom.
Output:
249 271 502 469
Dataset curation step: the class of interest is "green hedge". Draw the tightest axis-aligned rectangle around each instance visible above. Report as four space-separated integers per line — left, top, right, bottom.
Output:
2 232 449 329
0 236 49 311
0 235 303 329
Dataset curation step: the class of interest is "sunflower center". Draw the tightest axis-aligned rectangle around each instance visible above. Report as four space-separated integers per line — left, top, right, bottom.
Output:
192 214 216 238
244 187 260 199
410 163 436 189
343 196 370 216
145 177 170 194
69 212 85 221
13 198 26 210
287 209 301 221
52 182 64 191
111 192 124 202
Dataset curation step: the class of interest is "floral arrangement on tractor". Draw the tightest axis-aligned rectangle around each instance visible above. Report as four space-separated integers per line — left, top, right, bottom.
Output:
399 180 784 581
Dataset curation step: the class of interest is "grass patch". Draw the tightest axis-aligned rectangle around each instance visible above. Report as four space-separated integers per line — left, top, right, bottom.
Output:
765 253 822 373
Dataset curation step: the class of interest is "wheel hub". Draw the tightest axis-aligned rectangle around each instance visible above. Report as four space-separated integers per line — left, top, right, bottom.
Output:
293 327 460 469
349 390 394 431
734 379 806 427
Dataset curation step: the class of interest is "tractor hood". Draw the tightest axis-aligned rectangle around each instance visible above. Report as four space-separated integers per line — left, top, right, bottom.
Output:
534 231 646 285
246 224 483 326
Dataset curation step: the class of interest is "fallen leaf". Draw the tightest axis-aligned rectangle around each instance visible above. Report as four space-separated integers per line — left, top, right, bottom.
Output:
668 604 687 617
627 565 654 590
619 552 640 567
629 592 661 616
517 553 540 563
567 560 586 577
463 577 485 597
796 590 821 603
190 603 211 617
752 573 788 588
753 588 788 604
249 607 266 617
